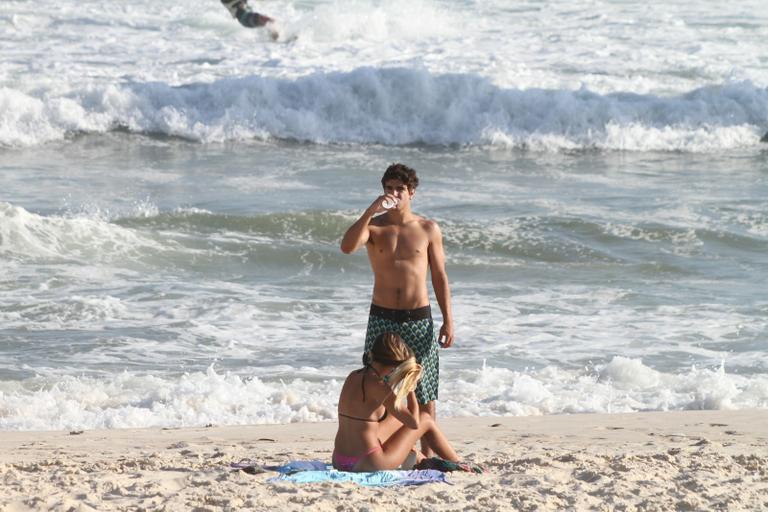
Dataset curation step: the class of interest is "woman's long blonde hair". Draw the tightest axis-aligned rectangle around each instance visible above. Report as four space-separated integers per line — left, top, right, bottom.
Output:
367 332 422 409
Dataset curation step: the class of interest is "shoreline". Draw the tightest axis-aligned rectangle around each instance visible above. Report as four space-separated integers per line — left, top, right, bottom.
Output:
2 410 767 511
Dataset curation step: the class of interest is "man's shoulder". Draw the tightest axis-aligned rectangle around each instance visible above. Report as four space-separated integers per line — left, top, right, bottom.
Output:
417 217 441 234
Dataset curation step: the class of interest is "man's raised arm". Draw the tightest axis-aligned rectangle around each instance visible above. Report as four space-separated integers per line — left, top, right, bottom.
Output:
340 197 385 254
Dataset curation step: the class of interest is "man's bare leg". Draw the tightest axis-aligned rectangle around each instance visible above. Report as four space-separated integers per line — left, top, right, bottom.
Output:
420 400 436 457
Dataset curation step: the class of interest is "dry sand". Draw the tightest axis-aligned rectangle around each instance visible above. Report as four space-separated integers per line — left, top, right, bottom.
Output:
2 410 767 511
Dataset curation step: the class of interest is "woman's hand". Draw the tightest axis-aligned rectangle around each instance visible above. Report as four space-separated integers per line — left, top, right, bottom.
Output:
406 391 419 417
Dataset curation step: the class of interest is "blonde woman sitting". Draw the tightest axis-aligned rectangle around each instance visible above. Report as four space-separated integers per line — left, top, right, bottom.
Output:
333 332 459 471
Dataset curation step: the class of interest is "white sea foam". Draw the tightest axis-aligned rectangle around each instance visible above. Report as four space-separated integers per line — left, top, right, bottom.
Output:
3 0 768 151
271 0 456 44
0 368 339 431
442 358 768 416
0 295 135 331
4 0 767 93
0 202 166 263
1 72 766 150
1 359 766 431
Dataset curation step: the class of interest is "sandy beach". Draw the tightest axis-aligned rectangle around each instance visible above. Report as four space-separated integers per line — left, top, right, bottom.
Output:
1 409 766 511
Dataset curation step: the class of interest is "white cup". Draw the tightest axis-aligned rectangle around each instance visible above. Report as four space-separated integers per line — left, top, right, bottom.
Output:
382 198 398 209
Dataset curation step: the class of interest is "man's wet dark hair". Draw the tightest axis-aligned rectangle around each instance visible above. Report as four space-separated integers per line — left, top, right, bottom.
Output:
381 163 419 191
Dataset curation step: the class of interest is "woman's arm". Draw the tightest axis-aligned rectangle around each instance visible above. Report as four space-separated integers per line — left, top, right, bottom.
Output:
383 390 420 429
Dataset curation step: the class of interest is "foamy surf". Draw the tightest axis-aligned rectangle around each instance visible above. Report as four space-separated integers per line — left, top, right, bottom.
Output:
2 71 766 151
1 358 765 431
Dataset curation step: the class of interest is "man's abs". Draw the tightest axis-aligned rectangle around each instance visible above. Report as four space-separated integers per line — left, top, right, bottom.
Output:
370 274 429 310
366 223 431 309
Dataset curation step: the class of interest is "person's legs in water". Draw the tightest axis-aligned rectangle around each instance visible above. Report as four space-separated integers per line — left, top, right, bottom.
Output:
221 0 273 27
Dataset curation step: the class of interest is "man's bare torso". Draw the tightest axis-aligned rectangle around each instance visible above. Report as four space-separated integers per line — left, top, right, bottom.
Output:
366 214 434 310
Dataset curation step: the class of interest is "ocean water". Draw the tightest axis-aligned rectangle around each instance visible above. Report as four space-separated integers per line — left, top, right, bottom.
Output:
1 0 767 431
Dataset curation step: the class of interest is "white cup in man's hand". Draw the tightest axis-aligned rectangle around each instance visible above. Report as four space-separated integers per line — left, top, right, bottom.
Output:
382 198 399 209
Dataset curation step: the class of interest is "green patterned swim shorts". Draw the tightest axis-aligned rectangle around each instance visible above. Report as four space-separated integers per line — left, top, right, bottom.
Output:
364 304 438 404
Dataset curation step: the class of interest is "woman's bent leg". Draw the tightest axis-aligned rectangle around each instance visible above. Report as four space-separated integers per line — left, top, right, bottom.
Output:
422 419 459 462
358 411 458 470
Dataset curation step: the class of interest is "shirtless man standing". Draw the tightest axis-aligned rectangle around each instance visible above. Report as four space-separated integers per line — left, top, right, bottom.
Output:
340 163 454 455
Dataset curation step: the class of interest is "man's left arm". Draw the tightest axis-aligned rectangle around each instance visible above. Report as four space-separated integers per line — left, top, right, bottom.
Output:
427 221 454 348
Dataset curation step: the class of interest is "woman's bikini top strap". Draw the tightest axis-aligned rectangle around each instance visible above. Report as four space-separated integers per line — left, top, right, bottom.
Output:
357 366 368 402
359 365 385 402
338 410 387 423
337 367 387 423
